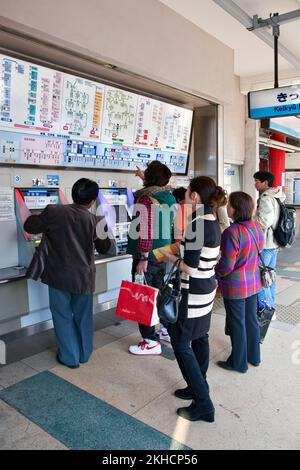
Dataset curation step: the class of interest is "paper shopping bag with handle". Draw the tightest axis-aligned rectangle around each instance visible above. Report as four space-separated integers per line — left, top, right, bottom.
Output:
115 280 159 326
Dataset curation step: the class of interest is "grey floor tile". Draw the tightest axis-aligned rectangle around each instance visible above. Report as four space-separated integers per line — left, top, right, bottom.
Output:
100 323 137 339
0 400 67 450
277 283 300 306
0 361 38 388
93 330 116 349
21 349 58 372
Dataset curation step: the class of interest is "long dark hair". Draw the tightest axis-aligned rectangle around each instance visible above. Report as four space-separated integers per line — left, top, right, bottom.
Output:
189 176 227 210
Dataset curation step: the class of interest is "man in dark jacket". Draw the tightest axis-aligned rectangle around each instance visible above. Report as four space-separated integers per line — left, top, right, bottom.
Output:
24 178 111 368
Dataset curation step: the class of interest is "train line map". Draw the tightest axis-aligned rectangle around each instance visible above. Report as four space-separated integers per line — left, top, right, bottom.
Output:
0 54 192 172
101 87 137 143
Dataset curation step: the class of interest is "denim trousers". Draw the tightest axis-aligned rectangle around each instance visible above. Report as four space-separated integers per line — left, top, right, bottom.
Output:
170 332 214 413
257 248 278 310
49 286 93 366
224 294 261 372
131 259 166 341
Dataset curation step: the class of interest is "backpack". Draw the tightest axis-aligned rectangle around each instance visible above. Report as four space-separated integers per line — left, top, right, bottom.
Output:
273 199 296 247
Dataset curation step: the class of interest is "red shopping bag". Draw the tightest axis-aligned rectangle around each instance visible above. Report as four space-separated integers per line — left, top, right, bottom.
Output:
115 280 159 326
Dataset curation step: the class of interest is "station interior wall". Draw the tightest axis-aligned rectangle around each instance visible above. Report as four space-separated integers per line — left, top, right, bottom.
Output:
0 0 247 191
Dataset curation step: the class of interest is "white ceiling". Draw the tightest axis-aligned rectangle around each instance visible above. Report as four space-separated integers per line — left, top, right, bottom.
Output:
160 0 300 86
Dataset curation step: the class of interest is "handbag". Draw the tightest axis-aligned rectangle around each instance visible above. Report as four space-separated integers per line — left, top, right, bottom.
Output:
241 224 276 288
157 259 182 324
26 235 48 281
115 279 159 326
257 307 275 343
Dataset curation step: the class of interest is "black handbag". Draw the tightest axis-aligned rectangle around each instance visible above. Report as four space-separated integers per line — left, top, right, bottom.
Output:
257 307 275 343
26 235 48 281
157 259 182 324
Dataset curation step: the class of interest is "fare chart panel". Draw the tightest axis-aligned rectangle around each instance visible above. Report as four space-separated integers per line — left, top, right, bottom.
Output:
0 54 193 174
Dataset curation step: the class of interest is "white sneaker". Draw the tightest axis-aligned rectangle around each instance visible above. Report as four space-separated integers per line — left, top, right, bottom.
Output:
159 328 171 343
129 339 162 356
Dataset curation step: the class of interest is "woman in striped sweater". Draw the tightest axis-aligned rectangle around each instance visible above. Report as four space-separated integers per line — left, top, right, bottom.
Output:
160 177 226 422
215 191 264 373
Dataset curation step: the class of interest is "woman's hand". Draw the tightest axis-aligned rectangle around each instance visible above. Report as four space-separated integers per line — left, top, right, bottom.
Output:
135 166 145 181
136 260 148 274
159 249 179 265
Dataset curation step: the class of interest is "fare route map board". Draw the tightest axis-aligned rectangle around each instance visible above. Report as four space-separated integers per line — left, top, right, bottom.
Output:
0 54 193 174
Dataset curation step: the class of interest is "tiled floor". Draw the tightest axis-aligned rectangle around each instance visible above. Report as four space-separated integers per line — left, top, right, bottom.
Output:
1 251 300 449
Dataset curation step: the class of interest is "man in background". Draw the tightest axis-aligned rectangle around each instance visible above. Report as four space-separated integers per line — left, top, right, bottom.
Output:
253 170 286 318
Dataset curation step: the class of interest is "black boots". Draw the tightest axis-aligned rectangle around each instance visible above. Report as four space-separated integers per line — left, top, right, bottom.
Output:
177 401 215 422
217 360 247 373
174 387 194 400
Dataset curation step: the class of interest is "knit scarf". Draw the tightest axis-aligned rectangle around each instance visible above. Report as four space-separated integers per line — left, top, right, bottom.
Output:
134 185 172 200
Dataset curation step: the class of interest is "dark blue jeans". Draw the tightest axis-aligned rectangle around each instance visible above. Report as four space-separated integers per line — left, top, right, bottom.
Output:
224 294 261 372
170 332 214 413
131 259 166 341
49 286 93 366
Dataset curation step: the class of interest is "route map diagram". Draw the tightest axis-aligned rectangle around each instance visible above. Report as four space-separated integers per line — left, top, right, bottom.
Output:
0 55 63 134
134 96 164 148
20 136 62 166
0 54 193 173
161 104 193 153
101 86 137 144
60 74 104 140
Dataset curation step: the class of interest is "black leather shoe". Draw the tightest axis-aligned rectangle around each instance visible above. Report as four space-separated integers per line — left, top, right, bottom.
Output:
249 362 260 367
174 387 194 400
56 354 79 369
217 360 247 373
177 402 215 422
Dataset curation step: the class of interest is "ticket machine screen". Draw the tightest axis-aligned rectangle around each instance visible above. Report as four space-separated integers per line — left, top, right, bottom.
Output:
21 188 60 212
98 188 133 253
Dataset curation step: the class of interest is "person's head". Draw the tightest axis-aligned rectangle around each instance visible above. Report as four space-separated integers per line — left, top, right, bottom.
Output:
143 161 172 187
185 176 227 210
228 191 254 221
172 186 187 203
72 178 99 207
253 171 274 193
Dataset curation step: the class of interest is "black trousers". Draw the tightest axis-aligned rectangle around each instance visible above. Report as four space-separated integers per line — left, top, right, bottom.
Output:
170 332 214 413
224 294 261 372
131 259 166 341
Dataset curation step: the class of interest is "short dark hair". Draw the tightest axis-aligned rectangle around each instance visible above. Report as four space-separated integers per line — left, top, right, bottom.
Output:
253 171 274 187
172 186 186 203
229 191 254 221
72 178 99 205
144 161 172 187
189 176 227 210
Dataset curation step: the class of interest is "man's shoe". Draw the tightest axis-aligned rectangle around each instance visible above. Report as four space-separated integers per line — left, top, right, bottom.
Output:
174 387 194 400
249 362 260 367
129 339 162 356
56 354 79 369
177 402 215 422
217 360 247 373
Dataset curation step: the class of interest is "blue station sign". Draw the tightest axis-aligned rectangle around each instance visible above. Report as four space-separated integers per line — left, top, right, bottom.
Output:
248 85 300 119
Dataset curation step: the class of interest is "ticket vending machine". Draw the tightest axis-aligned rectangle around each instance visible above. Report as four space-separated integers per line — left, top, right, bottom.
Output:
14 187 68 268
97 188 134 255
